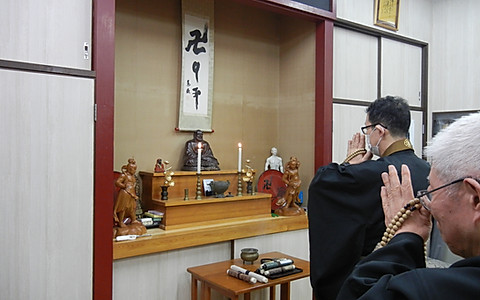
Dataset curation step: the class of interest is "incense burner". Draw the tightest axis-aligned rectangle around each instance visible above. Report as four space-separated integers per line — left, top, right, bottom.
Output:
240 248 259 264
208 180 230 198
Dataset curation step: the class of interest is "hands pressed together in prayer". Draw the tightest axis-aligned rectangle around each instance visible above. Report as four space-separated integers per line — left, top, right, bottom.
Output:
381 164 432 242
345 132 373 164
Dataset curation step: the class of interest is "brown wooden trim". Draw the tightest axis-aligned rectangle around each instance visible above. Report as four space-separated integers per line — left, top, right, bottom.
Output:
334 18 428 47
314 20 334 170
333 98 372 107
377 37 382 98
421 45 429 149
92 0 115 299
333 98 424 112
230 0 336 21
0 59 95 78
259 0 336 18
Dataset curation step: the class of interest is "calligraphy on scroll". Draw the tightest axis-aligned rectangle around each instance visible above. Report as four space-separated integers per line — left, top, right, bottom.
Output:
179 13 214 131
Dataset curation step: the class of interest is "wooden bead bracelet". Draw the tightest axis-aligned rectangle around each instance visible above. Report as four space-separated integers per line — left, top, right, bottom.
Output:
342 148 367 164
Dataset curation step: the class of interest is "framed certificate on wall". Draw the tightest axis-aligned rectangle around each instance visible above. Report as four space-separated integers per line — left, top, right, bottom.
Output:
374 0 400 31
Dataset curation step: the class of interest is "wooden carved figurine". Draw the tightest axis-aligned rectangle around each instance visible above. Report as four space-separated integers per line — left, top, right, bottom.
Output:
274 156 305 216
113 158 146 237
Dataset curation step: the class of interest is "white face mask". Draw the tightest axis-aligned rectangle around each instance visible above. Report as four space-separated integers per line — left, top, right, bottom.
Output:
366 128 382 157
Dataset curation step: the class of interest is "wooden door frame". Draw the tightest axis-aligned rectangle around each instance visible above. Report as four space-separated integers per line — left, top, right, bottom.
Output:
92 0 115 299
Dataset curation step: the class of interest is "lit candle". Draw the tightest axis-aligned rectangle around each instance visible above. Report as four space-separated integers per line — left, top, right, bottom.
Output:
238 143 242 172
197 142 202 174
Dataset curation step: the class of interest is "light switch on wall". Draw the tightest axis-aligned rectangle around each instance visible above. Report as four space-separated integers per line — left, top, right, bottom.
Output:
84 42 89 60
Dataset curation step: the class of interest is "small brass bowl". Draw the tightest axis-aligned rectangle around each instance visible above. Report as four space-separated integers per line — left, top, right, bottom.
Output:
240 248 259 265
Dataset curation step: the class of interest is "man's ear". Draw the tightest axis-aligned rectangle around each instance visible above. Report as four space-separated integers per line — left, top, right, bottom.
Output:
375 124 386 136
465 178 480 224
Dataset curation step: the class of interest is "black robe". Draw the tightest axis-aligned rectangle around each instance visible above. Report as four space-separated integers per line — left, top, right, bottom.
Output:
337 233 480 300
308 147 430 300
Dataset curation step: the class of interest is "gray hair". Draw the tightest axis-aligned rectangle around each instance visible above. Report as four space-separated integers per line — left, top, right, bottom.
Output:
425 112 480 184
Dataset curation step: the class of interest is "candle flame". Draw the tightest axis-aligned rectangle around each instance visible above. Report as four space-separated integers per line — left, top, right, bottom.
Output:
238 143 242 148
198 142 202 149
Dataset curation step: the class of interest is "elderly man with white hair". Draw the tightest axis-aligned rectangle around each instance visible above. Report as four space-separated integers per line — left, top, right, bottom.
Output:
338 112 480 299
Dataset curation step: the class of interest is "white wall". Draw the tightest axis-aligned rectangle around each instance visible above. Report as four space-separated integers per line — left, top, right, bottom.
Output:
333 26 378 102
427 0 480 263
0 1 94 299
114 242 231 300
429 0 480 118
337 0 479 136
0 70 95 300
0 0 92 69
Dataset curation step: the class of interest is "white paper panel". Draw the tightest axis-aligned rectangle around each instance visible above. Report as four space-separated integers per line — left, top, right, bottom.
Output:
410 110 424 158
332 104 368 163
0 69 94 299
0 0 92 69
381 38 423 107
333 26 378 102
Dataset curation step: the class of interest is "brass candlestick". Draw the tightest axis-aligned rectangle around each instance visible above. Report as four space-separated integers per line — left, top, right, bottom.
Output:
237 171 243 196
196 173 202 200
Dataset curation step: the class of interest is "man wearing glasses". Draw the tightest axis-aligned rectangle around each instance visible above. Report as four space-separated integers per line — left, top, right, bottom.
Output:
338 111 480 299
308 96 430 300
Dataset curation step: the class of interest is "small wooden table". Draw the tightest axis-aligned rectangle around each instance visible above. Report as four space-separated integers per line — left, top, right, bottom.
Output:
187 251 310 300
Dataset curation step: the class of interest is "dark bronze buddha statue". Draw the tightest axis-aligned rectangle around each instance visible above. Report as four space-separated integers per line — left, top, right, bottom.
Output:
182 130 220 171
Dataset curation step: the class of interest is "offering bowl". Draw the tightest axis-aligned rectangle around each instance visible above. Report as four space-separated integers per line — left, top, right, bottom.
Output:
240 248 259 264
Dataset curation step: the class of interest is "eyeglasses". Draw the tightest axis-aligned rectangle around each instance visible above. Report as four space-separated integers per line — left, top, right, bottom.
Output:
361 123 388 134
416 177 477 211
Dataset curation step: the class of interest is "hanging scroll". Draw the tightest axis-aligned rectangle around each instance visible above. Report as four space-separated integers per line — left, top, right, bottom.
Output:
178 0 214 132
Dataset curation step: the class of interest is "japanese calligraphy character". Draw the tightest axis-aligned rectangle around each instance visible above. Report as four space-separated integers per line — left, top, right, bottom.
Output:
185 24 208 55
263 179 272 190
192 87 201 110
192 61 200 82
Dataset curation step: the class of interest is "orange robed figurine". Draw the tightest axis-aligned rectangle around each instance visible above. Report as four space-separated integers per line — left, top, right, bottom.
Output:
274 156 305 216
154 158 165 173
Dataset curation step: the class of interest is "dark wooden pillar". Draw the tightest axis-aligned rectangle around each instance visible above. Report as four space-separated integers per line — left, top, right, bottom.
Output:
314 20 334 170
93 0 115 299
